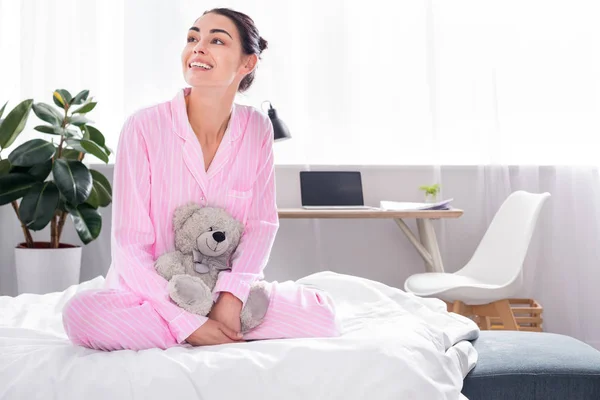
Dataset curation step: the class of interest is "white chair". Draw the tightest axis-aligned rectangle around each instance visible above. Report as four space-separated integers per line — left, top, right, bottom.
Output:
404 190 551 330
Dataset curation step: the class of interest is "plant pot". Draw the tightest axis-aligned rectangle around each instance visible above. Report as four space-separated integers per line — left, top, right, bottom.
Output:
15 242 82 295
425 195 438 203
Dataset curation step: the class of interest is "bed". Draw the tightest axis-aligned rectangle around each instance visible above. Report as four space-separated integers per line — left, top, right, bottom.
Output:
0 271 479 399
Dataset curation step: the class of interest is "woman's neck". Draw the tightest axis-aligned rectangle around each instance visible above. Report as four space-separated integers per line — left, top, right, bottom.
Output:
185 87 235 144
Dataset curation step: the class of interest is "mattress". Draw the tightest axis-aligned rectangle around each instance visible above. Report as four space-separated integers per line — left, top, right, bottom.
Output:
0 271 479 400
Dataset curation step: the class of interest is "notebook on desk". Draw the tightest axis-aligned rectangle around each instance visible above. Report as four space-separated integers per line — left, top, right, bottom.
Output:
299 171 377 210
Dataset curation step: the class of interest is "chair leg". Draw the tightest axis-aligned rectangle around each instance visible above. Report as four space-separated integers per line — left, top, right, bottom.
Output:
471 300 519 331
452 300 469 316
494 299 519 330
478 316 492 330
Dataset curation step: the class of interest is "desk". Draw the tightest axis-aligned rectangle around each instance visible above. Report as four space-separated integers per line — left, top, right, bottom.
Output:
277 208 464 273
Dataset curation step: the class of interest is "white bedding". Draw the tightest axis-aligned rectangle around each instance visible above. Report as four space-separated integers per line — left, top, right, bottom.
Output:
0 271 479 400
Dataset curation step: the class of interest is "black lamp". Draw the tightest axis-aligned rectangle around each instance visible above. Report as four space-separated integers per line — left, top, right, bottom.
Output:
264 101 291 142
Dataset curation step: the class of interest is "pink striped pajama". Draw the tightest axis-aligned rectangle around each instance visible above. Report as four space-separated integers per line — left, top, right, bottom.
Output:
62 88 340 351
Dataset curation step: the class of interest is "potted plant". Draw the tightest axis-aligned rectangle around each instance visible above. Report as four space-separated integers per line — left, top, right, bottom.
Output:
0 89 112 294
419 183 441 203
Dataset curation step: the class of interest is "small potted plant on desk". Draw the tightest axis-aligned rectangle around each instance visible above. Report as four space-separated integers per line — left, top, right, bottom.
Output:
419 183 441 203
0 89 112 294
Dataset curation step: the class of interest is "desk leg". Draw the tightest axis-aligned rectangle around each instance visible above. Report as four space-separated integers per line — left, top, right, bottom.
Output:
416 219 444 273
394 218 434 270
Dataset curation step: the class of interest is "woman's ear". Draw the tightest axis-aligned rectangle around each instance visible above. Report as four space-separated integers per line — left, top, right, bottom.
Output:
240 54 258 75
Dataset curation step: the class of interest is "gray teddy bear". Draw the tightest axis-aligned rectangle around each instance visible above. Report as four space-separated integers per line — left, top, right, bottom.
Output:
154 202 270 333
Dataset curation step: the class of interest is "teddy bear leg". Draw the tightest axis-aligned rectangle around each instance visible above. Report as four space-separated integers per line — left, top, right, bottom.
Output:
240 282 270 333
168 275 213 317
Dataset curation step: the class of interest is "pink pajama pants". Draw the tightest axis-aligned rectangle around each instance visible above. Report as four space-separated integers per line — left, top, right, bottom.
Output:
62 281 340 351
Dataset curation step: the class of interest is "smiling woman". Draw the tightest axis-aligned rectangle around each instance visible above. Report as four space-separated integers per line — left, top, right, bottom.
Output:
60 7 341 352
182 8 268 94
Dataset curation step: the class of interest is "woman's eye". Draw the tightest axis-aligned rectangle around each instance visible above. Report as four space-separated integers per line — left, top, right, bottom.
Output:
187 36 197 43
212 38 224 45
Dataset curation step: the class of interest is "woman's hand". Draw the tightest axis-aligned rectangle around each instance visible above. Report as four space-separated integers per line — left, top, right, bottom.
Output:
209 292 243 334
186 318 244 346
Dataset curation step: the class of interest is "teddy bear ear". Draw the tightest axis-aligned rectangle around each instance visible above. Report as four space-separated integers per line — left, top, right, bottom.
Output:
173 202 202 230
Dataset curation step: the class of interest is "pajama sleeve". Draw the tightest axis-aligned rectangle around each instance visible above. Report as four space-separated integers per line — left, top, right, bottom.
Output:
110 114 207 344
212 117 280 305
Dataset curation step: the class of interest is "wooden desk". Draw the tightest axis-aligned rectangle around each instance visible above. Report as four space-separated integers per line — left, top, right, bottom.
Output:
277 208 464 273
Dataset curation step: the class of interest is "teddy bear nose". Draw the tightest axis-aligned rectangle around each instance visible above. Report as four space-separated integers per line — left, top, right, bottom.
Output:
212 231 226 243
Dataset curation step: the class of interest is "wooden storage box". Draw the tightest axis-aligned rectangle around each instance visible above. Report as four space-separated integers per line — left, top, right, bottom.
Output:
488 298 543 332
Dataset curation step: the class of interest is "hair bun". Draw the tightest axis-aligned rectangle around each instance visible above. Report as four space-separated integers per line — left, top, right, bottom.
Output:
259 37 268 53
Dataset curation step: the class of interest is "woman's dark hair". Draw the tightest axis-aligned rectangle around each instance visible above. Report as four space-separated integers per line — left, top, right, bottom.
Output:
203 8 268 93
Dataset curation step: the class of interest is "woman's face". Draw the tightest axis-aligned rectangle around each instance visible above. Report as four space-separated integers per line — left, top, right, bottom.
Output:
181 13 255 91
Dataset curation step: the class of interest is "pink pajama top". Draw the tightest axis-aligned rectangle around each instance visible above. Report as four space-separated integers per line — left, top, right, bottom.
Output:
104 87 279 344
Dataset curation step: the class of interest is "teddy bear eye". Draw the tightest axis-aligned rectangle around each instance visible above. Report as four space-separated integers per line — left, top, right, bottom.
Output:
208 227 214 232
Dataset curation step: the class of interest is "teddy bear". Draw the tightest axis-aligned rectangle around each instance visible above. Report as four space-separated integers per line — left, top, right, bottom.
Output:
154 202 270 333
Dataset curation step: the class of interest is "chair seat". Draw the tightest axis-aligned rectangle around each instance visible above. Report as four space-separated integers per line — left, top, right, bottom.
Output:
405 272 498 294
404 272 506 304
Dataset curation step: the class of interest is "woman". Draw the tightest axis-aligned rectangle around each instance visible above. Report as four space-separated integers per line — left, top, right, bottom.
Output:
62 8 340 351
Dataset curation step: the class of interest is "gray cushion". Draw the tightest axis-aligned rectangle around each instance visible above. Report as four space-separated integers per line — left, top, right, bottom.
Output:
462 331 600 400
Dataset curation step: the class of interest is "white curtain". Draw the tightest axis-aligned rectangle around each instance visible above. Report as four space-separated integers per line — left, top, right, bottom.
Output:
2 0 598 165
2 0 600 348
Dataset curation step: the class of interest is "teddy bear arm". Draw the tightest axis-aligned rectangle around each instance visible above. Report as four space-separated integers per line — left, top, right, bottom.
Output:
155 250 186 281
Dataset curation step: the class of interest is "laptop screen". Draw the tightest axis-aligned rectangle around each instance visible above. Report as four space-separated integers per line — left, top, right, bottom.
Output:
300 171 365 206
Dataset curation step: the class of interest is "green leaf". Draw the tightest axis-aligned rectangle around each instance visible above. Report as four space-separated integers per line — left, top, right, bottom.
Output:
81 126 90 140
52 159 92 205
34 125 65 135
67 203 102 244
53 91 65 109
27 159 53 181
0 172 38 205
61 148 81 161
0 99 34 150
55 89 72 105
18 181 60 230
85 126 112 156
71 90 89 105
0 101 7 119
66 139 86 153
65 138 108 163
86 125 105 147
81 139 109 163
35 125 81 139
69 114 92 126
11 159 53 182
65 128 82 138
32 103 63 126
0 159 11 176
7 139 56 167
72 102 97 114
86 169 112 208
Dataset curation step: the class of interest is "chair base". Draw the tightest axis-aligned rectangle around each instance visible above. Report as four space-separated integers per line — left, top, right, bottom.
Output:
446 299 520 331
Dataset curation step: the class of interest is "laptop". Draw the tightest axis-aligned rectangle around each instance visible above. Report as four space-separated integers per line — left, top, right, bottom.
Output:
299 171 376 209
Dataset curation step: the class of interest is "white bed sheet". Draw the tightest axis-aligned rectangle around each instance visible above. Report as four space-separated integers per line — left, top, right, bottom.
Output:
0 271 479 400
